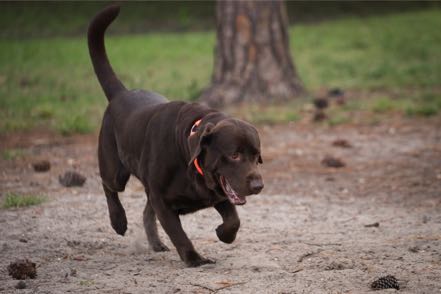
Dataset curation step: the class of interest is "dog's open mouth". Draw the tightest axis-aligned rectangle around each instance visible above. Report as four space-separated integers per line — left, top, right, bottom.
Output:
219 175 246 205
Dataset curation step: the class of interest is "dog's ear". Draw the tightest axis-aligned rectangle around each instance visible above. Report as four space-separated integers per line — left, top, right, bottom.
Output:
188 122 215 166
258 155 263 164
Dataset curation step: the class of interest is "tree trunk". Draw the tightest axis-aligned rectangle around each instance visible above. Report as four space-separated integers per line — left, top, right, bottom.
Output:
199 0 304 108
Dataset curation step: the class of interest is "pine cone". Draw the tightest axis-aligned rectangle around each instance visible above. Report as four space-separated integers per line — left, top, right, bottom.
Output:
328 88 344 97
59 171 86 187
371 275 400 290
8 259 37 280
321 155 345 168
313 110 327 122
32 160 51 172
313 98 329 109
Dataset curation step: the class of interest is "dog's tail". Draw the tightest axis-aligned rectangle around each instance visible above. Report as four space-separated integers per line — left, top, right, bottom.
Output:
88 5 126 101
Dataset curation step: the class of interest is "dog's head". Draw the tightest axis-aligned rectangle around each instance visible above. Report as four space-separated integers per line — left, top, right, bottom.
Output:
188 118 263 205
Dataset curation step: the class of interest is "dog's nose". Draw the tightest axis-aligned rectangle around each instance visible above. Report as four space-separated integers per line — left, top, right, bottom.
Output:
249 176 264 194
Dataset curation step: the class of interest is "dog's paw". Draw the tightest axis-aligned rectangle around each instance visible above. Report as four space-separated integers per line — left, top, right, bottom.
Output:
183 251 215 267
108 205 128 236
111 218 127 236
151 242 169 252
185 256 215 268
216 224 238 244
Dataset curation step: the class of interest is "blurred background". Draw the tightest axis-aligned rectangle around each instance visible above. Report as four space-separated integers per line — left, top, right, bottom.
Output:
1 2 441 292
1 1 440 135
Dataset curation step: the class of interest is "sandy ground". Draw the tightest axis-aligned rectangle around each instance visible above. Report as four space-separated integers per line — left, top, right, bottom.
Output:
0 117 440 293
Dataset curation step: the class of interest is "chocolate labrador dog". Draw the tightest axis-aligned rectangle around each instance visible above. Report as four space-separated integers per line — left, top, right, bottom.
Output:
88 5 264 267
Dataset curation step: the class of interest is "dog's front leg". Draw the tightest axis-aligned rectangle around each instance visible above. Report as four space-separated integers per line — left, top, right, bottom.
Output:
214 201 240 244
143 199 169 252
150 195 214 267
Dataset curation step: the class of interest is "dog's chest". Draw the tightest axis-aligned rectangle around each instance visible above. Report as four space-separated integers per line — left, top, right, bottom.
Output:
168 188 223 215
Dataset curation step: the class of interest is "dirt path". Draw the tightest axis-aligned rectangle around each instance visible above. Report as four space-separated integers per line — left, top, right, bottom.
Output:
1 118 440 293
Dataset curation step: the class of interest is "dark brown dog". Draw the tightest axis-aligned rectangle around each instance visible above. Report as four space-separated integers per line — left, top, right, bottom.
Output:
88 5 264 267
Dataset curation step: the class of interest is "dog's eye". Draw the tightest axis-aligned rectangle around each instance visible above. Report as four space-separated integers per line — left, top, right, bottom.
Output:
230 152 240 161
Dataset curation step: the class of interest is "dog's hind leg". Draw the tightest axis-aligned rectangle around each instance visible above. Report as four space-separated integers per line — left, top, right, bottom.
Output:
98 113 130 236
103 184 128 235
143 198 169 252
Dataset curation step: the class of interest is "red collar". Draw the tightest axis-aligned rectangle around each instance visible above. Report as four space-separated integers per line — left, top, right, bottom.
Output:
189 119 204 176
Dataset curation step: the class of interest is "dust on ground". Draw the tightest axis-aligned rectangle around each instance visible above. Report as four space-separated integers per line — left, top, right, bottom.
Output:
0 117 440 293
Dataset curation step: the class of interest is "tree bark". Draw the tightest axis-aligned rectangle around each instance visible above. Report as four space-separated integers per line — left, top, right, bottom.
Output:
199 0 304 108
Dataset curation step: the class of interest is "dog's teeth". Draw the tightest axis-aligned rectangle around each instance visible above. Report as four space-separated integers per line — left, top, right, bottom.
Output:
221 176 242 204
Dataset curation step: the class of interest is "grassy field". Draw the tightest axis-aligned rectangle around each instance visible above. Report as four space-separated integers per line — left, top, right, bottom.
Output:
2 2 434 38
0 2 215 38
2 192 46 209
0 8 440 134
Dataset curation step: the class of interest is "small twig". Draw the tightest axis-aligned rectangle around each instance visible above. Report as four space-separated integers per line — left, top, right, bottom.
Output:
190 281 247 293
304 242 342 247
340 216 357 223
190 283 215 292
290 267 304 274
214 281 247 292
364 222 380 228
298 252 313 262
298 250 321 262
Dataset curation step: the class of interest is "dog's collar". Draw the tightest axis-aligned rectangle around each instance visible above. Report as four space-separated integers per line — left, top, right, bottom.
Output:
190 119 202 137
189 119 204 176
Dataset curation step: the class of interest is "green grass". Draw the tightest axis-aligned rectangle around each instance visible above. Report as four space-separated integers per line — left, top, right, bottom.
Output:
365 91 441 116
328 90 441 125
0 9 440 133
79 280 95 287
371 97 397 113
2 148 25 160
404 92 441 117
0 32 214 133
0 2 215 38
2 193 46 208
327 113 351 126
234 103 301 125
291 10 441 89
2 2 434 39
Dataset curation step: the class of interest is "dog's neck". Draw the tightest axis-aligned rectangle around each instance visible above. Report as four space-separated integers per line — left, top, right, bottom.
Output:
174 103 227 176
189 118 204 176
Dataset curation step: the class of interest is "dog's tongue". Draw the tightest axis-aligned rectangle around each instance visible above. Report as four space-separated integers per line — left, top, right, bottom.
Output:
220 176 246 205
